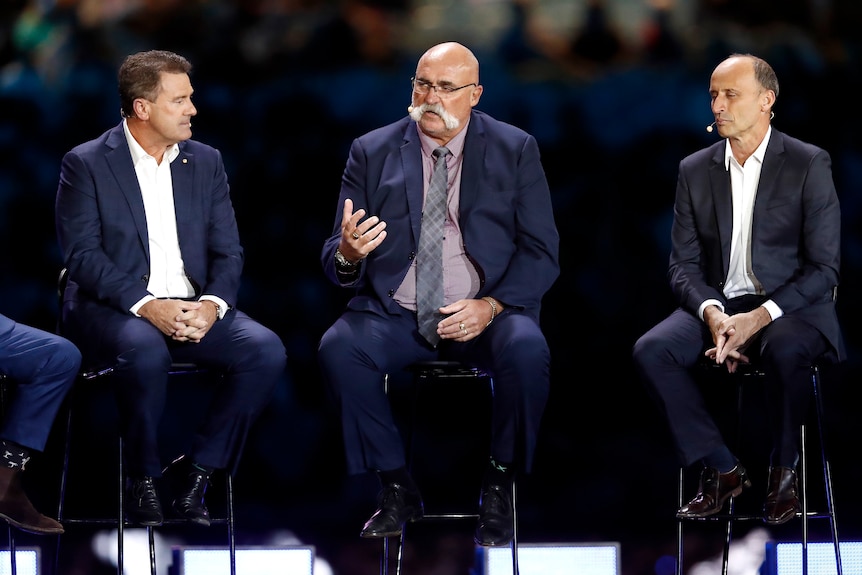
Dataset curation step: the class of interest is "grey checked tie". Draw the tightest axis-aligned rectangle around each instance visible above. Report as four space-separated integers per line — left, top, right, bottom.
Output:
416 146 450 346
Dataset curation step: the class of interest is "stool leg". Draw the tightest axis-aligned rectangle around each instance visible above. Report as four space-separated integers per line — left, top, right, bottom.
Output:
0 382 14 575
148 526 156 575
118 438 124 575
801 423 809 575
396 531 405 575
380 536 390 575
7 524 16 575
54 402 74 574
676 468 684 575
721 497 733 575
511 480 519 575
812 366 842 575
227 474 236 575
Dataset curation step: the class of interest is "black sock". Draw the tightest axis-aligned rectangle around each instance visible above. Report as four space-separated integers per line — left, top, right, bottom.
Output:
378 467 417 491
1 439 31 470
191 460 215 474
702 446 737 473
485 457 515 487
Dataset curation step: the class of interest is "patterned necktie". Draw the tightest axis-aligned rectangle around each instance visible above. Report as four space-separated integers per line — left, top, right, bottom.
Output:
416 146 450 346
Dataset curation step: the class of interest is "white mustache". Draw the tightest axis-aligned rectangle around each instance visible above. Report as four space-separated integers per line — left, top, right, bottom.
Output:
409 102 460 131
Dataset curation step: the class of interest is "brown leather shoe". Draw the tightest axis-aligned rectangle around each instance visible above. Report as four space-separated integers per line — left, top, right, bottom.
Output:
0 467 64 535
763 466 800 525
677 464 752 519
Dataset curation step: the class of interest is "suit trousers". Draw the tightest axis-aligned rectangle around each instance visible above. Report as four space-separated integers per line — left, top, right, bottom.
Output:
632 298 831 468
0 314 80 451
318 303 550 476
61 301 286 477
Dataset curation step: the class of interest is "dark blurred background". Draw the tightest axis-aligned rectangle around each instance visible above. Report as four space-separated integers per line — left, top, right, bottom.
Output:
2 0 861 574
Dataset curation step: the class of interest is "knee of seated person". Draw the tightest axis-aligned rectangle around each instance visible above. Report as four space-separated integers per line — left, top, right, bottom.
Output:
317 329 356 368
631 333 667 368
117 347 174 376
51 338 83 375
238 332 287 372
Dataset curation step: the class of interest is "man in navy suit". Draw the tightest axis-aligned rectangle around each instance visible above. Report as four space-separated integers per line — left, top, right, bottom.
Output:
55 50 286 527
633 54 843 526
0 314 80 534
318 42 560 546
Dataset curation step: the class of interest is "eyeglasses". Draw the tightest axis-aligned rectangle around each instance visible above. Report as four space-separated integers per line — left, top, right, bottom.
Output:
411 77 477 98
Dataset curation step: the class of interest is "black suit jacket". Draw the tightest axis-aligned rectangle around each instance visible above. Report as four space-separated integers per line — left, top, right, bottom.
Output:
668 129 844 360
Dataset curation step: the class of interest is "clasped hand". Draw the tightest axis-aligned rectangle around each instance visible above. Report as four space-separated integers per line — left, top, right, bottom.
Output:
704 306 769 373
138 299 216 342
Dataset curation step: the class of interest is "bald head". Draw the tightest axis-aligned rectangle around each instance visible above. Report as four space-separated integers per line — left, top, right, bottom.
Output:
417 42 479 84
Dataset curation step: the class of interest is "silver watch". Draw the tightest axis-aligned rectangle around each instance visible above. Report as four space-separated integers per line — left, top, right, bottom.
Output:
335 248 358 269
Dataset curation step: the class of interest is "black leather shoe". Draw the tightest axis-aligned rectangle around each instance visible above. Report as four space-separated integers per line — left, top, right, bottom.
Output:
125 477 163 526
164 455 211 526
677 463 752 519
474 483 514 547
763 466 800 525
359 483 423 538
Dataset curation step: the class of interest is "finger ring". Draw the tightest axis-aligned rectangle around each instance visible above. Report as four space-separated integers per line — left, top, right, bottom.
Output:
459 322 465 330
461 328 467 335
351 231 360 240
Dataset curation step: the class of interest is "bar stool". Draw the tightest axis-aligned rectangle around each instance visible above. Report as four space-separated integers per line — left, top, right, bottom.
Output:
0 373 19 575
381 360 519 575
676 360 842 575
51 363 236 575
54 269 236 575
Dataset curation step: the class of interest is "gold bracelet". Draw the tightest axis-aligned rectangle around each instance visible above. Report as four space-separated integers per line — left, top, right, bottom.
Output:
482 296 497 326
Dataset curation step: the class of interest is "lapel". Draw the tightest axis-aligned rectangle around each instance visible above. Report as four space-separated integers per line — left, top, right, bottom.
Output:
170 143 195 237
752 131 785 237
708 143 733 277
459 114 484 231
401 126 425 245
105 125 150 255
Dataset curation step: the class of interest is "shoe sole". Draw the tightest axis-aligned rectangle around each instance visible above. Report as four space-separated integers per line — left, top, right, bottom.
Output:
359 512 424 538
0 513 64 535
125 514 164 527
763 503 800 525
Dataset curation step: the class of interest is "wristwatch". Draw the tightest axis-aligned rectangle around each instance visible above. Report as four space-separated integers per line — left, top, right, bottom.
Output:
335 248 358 270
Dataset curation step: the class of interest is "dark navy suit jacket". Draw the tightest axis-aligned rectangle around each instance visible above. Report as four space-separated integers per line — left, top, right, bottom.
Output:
668 128 844 360
321 109 560 322
55 122 243 313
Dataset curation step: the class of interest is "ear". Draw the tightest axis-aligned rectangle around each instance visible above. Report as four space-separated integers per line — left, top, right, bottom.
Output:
470 85 483 107
761 90 775 112
133 98 149 120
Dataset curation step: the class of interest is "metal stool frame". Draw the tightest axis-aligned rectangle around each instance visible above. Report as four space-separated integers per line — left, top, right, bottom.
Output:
54 268 236 575
381 360 519 575
53 363 237 575
0 373 19 575
676 362 842 575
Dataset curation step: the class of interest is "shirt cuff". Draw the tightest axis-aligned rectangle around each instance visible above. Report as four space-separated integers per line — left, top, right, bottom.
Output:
131 295 156 317
199 295 228 320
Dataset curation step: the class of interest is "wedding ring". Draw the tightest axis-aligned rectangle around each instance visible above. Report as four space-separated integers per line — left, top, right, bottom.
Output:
351 231 360 240
459 322 465 330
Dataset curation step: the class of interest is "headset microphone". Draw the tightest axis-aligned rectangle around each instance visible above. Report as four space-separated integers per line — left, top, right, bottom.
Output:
706 121 716 133
407 105 414 113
